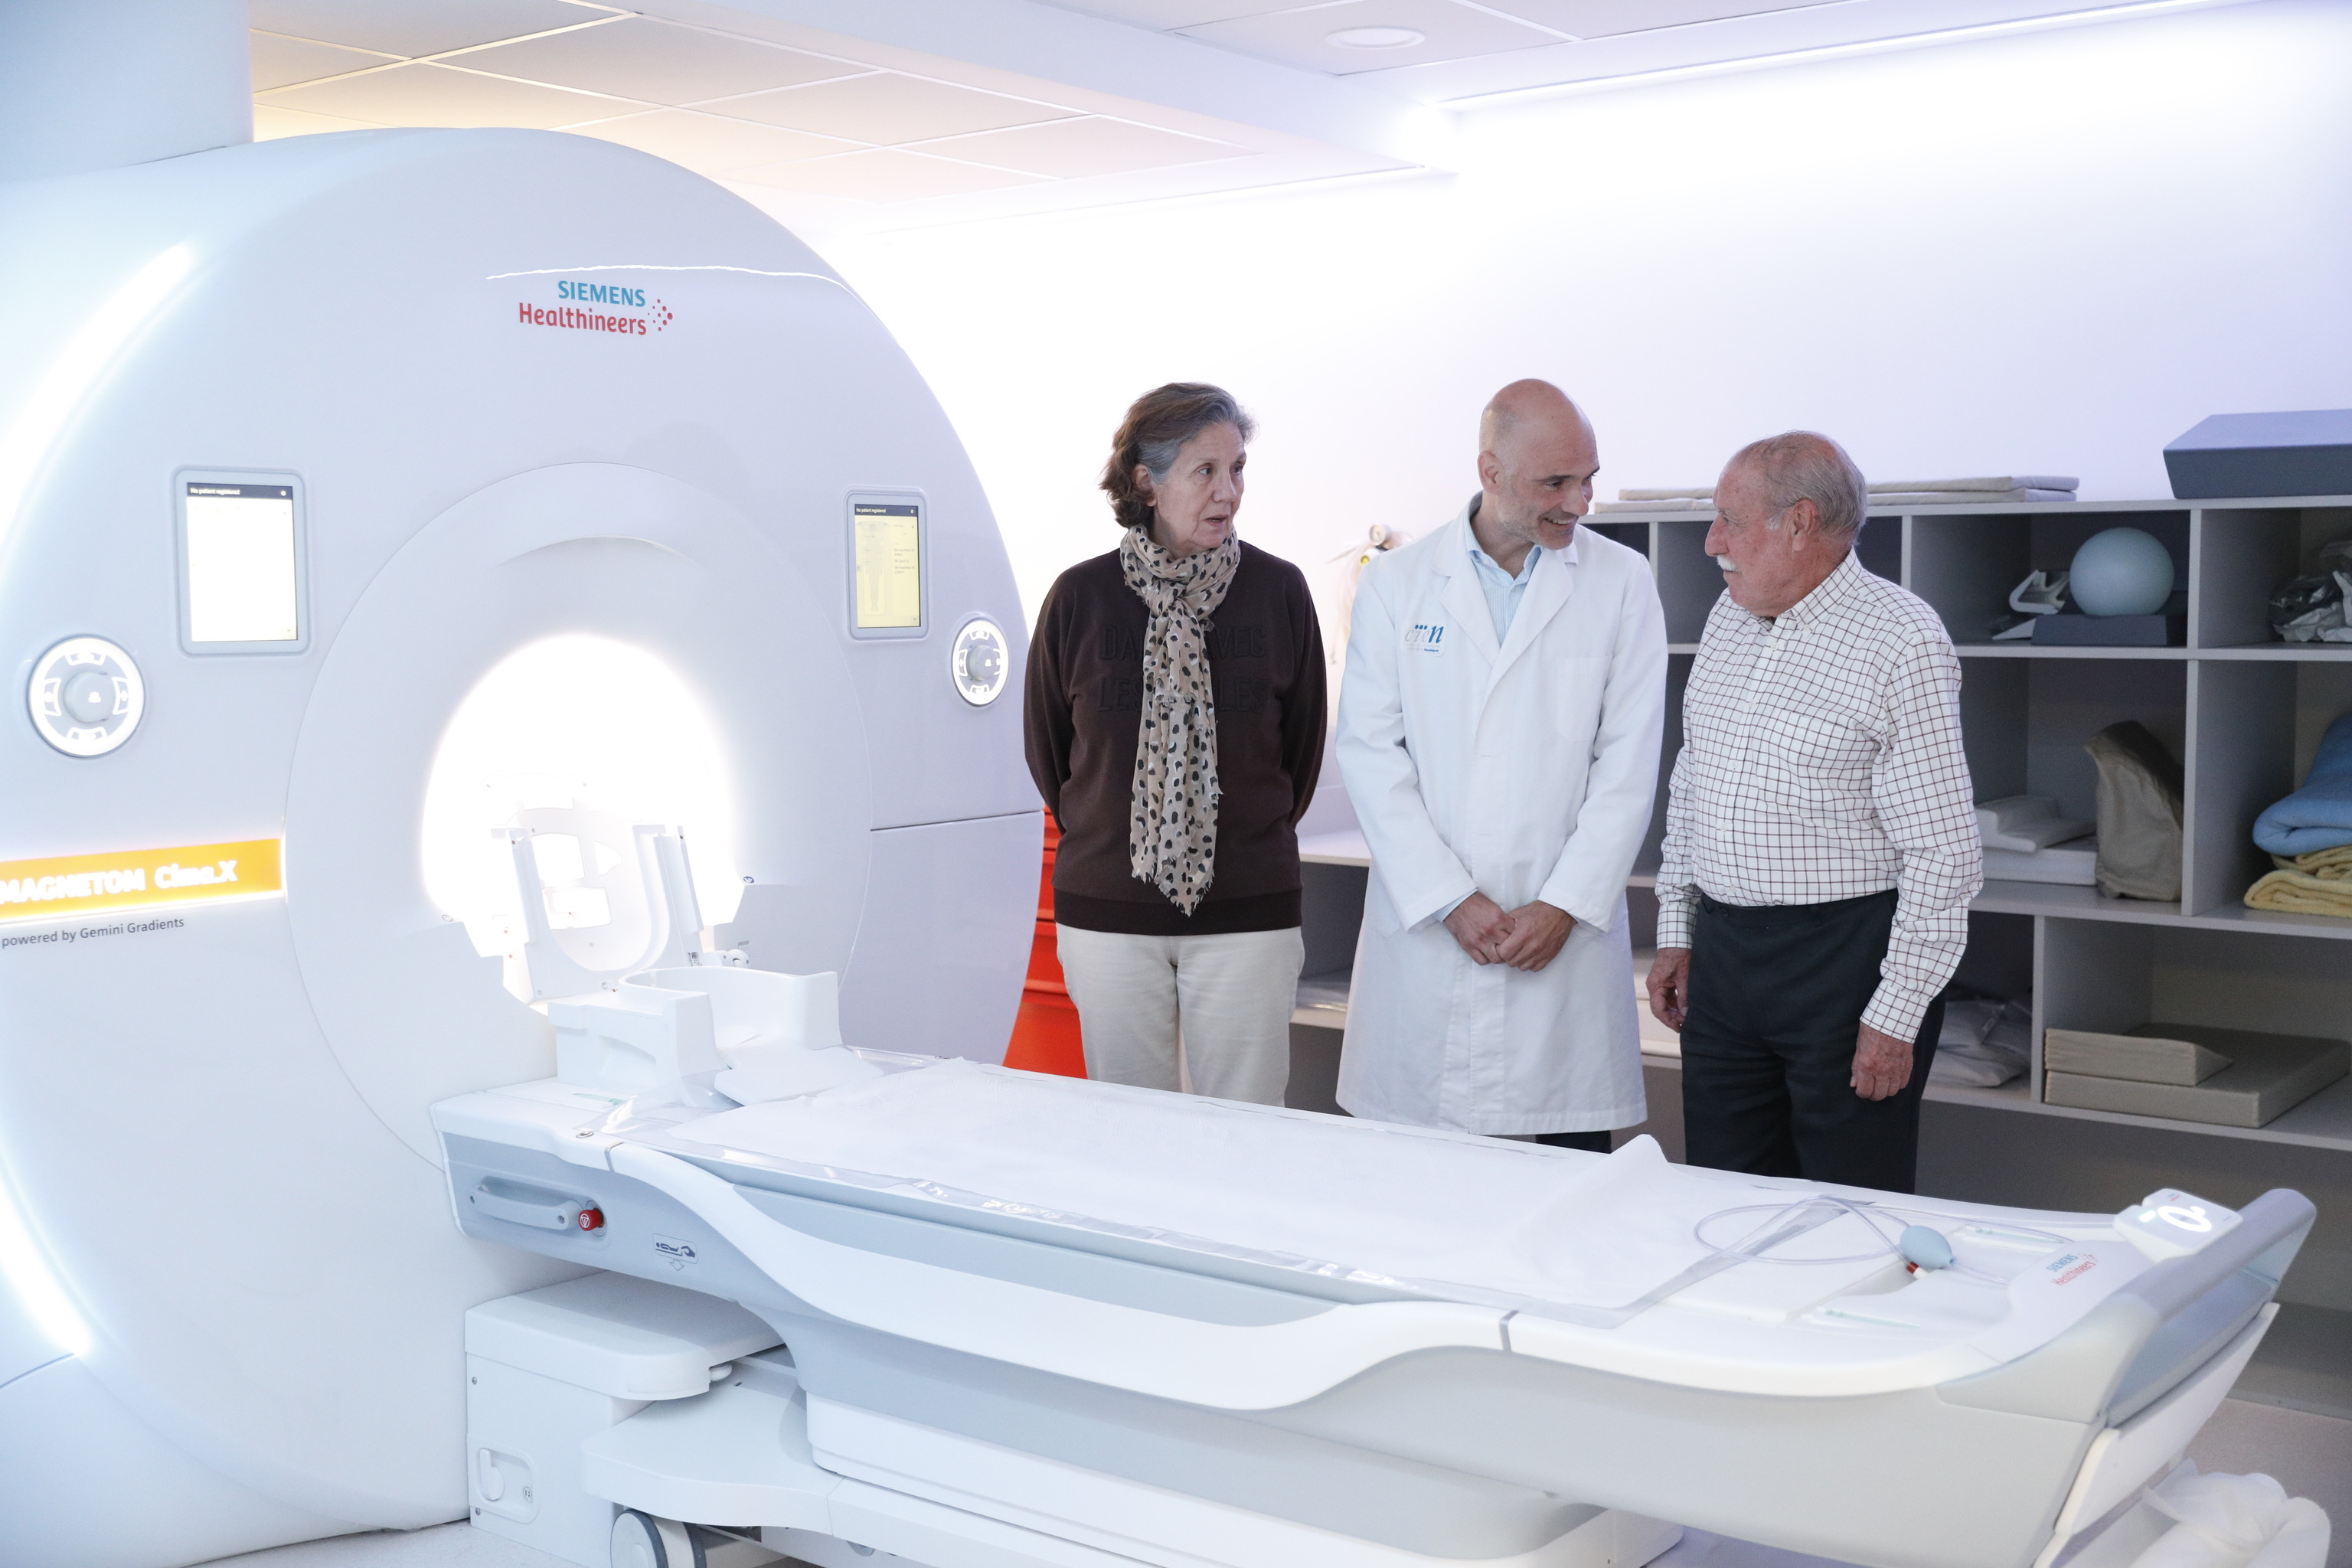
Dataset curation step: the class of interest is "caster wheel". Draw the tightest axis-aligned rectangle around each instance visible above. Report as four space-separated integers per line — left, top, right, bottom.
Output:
612 1509 707 1568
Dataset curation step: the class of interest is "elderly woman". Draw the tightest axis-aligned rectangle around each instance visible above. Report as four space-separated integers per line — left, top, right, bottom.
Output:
1024 383 1327 1105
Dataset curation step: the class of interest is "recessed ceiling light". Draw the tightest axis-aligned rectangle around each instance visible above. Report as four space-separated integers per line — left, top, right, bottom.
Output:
1327 26 1425 50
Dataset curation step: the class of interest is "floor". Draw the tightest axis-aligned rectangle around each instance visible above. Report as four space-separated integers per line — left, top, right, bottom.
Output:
198 1397 2347 1568
201 1528 570 1568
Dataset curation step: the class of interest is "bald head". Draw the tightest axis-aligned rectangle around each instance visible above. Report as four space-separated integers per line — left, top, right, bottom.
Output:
1479 378 1590 459
1472 379 1599 567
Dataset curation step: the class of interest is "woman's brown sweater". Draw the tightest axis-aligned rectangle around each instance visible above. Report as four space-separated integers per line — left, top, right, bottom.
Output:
1024 539 1327 934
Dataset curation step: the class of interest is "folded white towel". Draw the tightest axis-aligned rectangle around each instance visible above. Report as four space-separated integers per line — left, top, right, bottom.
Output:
1870 476 2078 493
1983 838 2098 885
1977 795 2095 851
1612 477 2080 508
1870 488 2076 506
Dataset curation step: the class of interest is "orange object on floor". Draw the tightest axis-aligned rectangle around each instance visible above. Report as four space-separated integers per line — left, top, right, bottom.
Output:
1003 812 1088 1079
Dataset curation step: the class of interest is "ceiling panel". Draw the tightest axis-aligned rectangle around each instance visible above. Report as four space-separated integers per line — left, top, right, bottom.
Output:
246 0 614 58
569 109 859 168
1036 1 1289 26
1481 0 1832 39
710 73 1077 144
727 149 1050 202
451 17 863 104
1178 0 1562 74
250 31 394 90
921 116 1243 178
238 0 1428 226
259 61 642 129
253 102 389 139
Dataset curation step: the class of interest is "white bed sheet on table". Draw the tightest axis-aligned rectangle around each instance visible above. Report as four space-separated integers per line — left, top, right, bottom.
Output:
666 1060 1893 1313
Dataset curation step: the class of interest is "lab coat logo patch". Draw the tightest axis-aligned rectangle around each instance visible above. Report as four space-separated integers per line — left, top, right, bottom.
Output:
1406 622 1447 653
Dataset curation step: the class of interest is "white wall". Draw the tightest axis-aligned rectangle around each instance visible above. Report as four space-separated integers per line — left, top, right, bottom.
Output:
823 0 2352 629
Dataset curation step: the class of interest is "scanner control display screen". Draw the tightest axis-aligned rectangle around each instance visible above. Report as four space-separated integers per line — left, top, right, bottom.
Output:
853 501 922 630
185 482 299 643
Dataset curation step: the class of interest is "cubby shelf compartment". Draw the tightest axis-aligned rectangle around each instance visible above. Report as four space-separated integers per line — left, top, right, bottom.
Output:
1971 880 2182 923
1978 1079 2352 1155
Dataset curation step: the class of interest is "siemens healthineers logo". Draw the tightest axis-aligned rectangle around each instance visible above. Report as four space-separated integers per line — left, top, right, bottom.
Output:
517 278 676 338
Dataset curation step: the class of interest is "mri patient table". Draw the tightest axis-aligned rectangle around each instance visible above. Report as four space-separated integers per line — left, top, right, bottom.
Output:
433 1044 2312 1568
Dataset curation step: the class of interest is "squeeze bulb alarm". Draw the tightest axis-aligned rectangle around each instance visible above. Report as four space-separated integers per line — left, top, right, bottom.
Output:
1898 1225 1955 1272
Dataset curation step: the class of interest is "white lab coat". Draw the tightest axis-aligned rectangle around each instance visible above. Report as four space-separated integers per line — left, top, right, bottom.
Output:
1334 503 1668 1134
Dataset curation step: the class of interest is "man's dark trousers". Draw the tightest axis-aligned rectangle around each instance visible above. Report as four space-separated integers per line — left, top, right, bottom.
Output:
1679 889 1945 1193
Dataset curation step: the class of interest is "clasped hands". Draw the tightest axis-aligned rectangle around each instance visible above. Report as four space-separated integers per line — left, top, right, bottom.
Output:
1645 947 1915 1101
1443 893 1574 972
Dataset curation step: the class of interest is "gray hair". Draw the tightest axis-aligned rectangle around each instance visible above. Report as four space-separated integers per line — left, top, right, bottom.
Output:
1102 382 1256 531
1727 431 1868 541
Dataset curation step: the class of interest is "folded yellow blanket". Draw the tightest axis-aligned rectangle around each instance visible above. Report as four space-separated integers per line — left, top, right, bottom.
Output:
2282 844 2352 880
2245 845 2352 916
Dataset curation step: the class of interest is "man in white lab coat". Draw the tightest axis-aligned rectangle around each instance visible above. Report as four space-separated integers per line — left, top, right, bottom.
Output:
1335 381 1668 1146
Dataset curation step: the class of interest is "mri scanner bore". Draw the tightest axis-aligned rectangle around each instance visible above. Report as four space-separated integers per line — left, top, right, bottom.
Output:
0 119 2316 1568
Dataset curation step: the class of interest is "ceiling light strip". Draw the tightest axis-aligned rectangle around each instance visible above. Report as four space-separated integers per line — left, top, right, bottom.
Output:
1441 0 2247 107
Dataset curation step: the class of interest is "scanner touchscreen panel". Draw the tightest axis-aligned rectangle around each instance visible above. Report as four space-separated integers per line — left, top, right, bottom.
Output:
181 476 302 648
851 497 923 634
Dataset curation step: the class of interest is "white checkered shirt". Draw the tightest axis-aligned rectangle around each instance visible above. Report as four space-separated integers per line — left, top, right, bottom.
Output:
1655 554 1981 1042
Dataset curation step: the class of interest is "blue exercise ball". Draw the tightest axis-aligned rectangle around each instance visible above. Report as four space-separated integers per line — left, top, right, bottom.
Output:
2069 527 2175 616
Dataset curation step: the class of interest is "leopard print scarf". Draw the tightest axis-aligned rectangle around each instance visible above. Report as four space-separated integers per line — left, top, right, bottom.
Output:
1120 525 1241 914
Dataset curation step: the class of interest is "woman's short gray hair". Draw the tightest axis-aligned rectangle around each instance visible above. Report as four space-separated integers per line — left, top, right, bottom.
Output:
1728 431 1869 541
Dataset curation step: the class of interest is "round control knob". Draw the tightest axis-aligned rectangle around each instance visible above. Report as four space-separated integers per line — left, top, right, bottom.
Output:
27 636 145 758
949 616 1010 707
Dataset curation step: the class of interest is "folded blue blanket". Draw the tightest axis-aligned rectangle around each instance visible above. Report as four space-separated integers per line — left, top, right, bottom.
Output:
2256 710 2352 854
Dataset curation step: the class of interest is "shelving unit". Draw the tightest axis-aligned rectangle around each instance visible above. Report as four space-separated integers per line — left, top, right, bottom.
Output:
1285 492 2352 1328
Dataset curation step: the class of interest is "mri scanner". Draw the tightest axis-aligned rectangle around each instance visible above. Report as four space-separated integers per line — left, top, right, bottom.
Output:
0 124 1035 1563
0 101 2320 1568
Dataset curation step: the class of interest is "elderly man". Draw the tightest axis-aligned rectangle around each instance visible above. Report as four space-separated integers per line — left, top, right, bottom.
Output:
1647 432 1981 1193
1337 381 1667 1148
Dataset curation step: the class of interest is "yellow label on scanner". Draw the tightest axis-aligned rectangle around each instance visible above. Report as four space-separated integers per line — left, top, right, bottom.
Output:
0 839 283 923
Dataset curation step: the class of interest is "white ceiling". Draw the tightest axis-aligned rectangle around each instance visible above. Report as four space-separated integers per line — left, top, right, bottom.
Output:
1043 0 1834 77
243 0 2254 232
1037 0 2256 100
249 0 1286 223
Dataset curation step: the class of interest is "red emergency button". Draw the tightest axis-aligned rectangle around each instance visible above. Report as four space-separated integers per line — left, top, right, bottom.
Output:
577 1207 605 1232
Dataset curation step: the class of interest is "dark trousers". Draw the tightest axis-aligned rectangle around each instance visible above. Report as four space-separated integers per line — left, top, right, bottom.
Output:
1679 889 1943 1194
1527 1130 1612 1153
